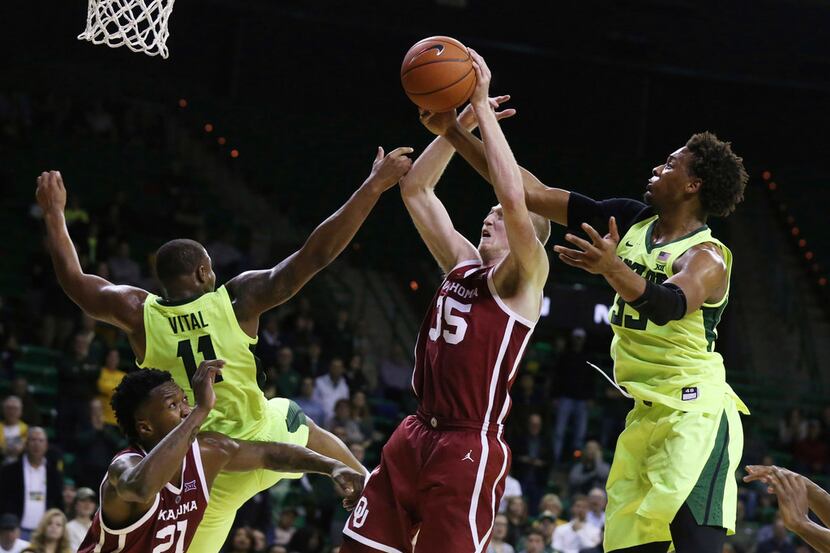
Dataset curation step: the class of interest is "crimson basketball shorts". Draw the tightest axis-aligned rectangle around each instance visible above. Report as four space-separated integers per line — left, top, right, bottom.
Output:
342 413 511 553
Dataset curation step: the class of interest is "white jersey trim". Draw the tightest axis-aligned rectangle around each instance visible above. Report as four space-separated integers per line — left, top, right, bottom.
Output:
449 259 482 274
191 439 210 504
343 526 403 553
486 268 537 329
163 451 186 494
469 317 514 551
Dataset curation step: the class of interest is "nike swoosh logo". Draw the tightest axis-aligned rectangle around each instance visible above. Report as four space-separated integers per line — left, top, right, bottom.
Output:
625 241 635 247
410 44 444 64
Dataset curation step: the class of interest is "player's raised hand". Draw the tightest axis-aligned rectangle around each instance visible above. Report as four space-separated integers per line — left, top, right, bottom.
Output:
368 146 414 191
767 468 811 531
330 464 366 510
191 359 225 413
457 95 516 131
467 49 492 107
35 170 67 214
554 217 622 275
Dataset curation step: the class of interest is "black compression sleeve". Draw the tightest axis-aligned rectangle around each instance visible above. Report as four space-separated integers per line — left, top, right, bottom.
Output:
629 281 687 326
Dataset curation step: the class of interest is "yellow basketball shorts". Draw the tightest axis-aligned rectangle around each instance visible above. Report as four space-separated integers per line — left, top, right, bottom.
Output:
604 395 744 552
187 397 310 553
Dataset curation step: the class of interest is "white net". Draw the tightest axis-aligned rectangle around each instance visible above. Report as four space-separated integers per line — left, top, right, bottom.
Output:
77 0 176 59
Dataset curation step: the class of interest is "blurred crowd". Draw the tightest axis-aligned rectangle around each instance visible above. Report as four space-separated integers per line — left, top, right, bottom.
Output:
1 91 829 553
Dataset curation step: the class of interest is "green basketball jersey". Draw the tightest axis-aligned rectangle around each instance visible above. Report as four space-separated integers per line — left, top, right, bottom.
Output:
138 285 269 439
610 215 748 414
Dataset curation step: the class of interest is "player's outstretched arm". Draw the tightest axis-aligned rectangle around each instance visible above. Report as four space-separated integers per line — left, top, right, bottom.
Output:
398 114 479 273
744 466 830 553
226 148 412 328
36 171 146 332
198 432 365 509
554 218 725 324
469 50 548 282
105 360 222 509
435 102 570 225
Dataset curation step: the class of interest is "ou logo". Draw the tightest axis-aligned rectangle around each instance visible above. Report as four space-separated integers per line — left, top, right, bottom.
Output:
353 497 369 528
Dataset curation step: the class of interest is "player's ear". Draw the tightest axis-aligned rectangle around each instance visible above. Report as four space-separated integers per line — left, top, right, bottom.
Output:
687 176 702 194
135 418 153 441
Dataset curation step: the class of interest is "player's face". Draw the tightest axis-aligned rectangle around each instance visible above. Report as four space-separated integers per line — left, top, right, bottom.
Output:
478 205 508 256
136 381 193 447
646 146 698 211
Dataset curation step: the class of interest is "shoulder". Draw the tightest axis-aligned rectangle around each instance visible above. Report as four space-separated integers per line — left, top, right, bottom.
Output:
197 432 238 461
676 242 727 274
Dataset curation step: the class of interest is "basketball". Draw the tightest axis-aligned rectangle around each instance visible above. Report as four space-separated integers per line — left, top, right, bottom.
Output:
401 36 476 113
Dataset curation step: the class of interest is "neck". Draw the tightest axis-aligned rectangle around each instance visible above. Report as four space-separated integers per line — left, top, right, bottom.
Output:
27 454 44 467
479 248 507 268
653 205 706 243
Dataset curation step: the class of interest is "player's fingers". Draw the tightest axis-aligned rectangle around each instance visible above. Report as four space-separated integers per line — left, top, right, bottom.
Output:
495 108 517 121
609 216 620 242
553 245 587 258
581 223 605 245
389 146 415 158
564 233 599 255
558 253 585 268
375 146 384 163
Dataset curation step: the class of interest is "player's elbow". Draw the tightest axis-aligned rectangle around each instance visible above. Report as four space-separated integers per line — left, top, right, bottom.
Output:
115 478 156 504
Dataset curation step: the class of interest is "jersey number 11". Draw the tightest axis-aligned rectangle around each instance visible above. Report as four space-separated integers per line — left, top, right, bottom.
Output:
177 335 224 384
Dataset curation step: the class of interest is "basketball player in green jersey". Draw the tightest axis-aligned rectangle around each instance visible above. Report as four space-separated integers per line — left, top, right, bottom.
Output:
422 110 748 553
35 145 412 552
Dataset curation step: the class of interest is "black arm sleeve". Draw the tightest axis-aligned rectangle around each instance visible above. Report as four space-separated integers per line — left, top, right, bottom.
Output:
629 281 687 326
567 192 653 238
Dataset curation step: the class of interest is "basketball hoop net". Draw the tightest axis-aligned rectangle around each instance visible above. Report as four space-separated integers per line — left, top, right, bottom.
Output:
77 0 176 59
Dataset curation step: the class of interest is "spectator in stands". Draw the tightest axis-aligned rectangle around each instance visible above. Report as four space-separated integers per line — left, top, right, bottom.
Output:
0 513 29 553
327 399 365 446
71 399 124 490
75 315 103 364
343 353 368 393
0 428 62 540
586 487 607 530
727 499 758 553
257 314 283 369
287 315 318 364
300 341 326 379
378 343 410 402
518 529 546 553
348 443 366 466
507 373 547 442
107 241 141 286
9 379 40 427
551 495 601 553
499 474 523 514
59 482 74 519
228 526 253 553
56 333 100 441
325 309 354 361
512 414 552 515
64 487 95 551
274 508 298 547
779 408 808 450
96 349 125 427
274 347 301 398
313 358 349 422
1 397 27 465
486 514 515 553
536 510 558 550
293 377 326 426
568 440 609 495
551 328 593 464
537 494 566 527
793 419 828 473
249 528 266 553
287 527 324 553
756 514 795 553
349 391 375 446
505 497 530 547
234 491 272 541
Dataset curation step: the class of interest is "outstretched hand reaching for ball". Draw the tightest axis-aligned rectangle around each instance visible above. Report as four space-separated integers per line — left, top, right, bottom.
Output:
467 49 492 107
367 146 414 191
418 95 516 136
36 170 67 215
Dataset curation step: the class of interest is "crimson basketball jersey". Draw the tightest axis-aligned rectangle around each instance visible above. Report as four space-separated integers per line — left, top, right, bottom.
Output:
413 260 537 426
78 440 209 553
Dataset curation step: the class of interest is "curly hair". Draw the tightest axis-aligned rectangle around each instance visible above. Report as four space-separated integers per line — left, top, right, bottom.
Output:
685 132 748 217
111 368 174 443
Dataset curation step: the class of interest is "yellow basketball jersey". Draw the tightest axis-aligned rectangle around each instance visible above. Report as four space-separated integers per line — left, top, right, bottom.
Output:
610 215 748 414
138 285 268 439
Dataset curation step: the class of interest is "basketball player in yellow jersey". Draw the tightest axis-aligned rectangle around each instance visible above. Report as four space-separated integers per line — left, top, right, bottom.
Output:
424 116 749 553
35 145 412 552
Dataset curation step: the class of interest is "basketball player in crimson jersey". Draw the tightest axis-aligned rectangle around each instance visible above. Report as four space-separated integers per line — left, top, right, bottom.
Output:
79 359 364 553
341 51 550 553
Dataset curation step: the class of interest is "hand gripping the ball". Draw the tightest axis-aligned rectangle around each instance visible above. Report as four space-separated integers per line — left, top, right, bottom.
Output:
418 95 516 136
467 49 493 107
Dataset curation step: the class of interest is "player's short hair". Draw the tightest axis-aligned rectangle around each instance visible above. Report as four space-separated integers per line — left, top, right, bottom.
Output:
530 212 552 245
155 238 206 285
111 369 174 443
685 132 748 217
